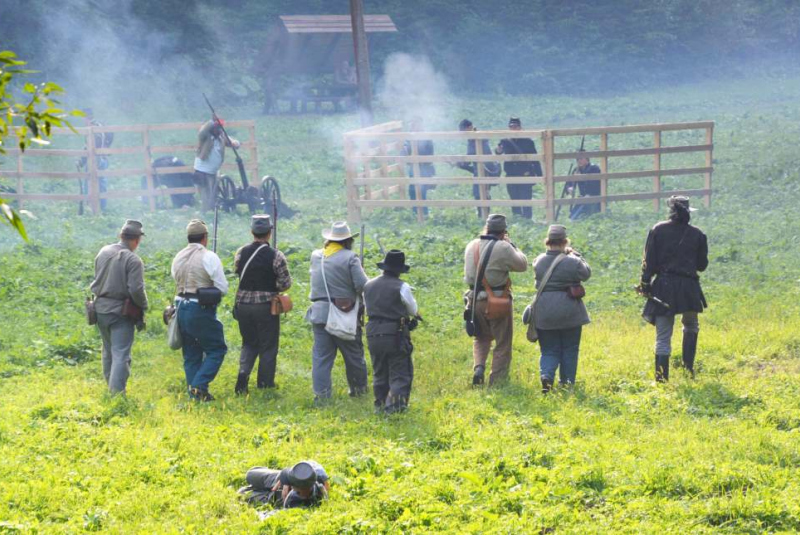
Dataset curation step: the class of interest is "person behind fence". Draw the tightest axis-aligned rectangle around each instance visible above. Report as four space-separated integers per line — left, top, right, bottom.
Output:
464 214 528 386
530 225 591 393
194 117 240 211
495 117 542 220
364 249 419 414
77 108 113 211
306 222 369 403
90 220 148 394
232 215 292 395
240 461 330 510
456 119 501 217
638 195 708 382
567 150 602 220
171 219 229 401
403 117 436 217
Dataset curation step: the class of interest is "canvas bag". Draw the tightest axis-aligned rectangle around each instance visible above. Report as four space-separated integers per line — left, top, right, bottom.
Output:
167 305 182 350
320 255 359 340
523 253 566 343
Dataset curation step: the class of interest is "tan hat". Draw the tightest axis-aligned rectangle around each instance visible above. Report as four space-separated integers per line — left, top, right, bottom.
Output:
120 219 145 237
186 219 209 236
322 221 359 241
547 224 567 240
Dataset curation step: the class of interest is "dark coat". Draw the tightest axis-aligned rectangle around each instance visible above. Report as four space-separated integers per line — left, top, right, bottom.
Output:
575 163 601 196
498 138 543 177
641 220 709 323
403 139 436 177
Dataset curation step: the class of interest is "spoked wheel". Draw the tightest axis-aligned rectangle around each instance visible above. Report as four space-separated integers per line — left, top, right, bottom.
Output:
215 175 237 212
259 176 281 213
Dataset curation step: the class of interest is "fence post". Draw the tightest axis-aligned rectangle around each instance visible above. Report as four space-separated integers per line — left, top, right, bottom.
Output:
474 136 489 220
142 127 156 212
599 133 608 213
544 131 555 223
410 138 424 223
344 136 361 222
379 140 389 199
15 149 24 211
653 130 661 211
86 126 100 214
704 125 713 207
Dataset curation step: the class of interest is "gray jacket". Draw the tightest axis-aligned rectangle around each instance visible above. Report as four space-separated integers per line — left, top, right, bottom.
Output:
305 249 368 325
533 250 591 330
90 242 148 315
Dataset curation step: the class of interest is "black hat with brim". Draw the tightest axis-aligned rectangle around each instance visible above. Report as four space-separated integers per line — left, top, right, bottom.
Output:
377 249 410 273
279 462 316 489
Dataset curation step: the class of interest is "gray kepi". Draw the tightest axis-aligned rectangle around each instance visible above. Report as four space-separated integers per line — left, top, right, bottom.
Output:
547 224 567 241
485 213 507 233
120 219 145 237
250 214 273 234
322 221 359 242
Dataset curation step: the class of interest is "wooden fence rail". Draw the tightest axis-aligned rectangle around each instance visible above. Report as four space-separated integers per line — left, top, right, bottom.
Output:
344 121 714 223
0 121 259 214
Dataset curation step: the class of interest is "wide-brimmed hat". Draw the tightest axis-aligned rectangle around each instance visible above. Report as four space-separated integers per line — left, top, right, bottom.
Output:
547 224 567 240
377 249 410 273
120 219 145 237
250 214 273 234
186 219 209 236
668 195 698 212
322 221 359 242
279 462 317 489
485 213 507 233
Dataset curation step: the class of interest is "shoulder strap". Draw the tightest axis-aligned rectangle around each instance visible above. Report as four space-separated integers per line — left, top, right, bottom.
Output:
530 253 567 326
239 244 269 285
320 254 332 302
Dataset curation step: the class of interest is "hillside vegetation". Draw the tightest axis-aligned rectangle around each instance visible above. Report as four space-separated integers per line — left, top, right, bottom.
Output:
1 74 800 533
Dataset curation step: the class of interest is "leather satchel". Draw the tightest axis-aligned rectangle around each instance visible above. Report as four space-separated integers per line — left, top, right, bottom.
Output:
85 296 97 326
483 278 512 320
122 298 144 322
567 284 586 300
271 294 294 315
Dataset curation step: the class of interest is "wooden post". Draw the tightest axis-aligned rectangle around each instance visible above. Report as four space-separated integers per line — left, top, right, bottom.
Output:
349 0 373 127
15 150 24 211
704 125 713 207
410 138 424 223
474 135 489 220
544 131 555 223
653 130 661 212
379 140 389 199
142 127 156 212
599 133 608 213
344 137 361 222
85 126 100 214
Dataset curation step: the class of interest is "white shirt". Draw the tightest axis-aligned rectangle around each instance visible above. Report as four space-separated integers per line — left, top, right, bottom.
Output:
170 244 229 295
194 137 224 175
400 282 418 316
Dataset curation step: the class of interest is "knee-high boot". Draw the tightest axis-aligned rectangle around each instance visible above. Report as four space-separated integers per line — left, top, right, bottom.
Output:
655 354 670 383
682 332 698 378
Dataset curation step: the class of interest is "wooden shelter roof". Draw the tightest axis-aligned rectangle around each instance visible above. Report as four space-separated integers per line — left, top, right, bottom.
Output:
279 15 397 34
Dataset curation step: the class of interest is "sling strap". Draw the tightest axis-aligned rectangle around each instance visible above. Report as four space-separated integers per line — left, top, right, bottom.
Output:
529 253 567 327
239 244 269 285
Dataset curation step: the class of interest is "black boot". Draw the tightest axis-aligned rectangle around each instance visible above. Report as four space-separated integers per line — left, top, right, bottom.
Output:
234 373 249 396
655 354 670 383
472 365 485 386
682 332 698 378
541 376 554 394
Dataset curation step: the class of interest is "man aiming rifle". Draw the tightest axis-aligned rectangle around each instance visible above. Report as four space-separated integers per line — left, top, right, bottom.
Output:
194 95 242 212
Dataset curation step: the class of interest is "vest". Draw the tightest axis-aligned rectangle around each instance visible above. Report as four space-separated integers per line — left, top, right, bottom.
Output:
236 242 278 292
364 274 407 321
173 245 212 294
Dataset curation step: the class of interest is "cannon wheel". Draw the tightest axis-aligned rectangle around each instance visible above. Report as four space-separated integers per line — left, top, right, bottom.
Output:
259 176 281 213
216 175 237 212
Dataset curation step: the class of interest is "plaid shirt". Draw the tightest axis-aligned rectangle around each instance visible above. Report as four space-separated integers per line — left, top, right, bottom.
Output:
234 245 292 305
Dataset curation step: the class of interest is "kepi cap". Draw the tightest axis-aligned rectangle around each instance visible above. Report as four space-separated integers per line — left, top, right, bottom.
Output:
250 214 273 234
508 117 521 127
485 213 507 233
186 219 209 236
547 224 567 240
668 195 698 212
120 219 145 237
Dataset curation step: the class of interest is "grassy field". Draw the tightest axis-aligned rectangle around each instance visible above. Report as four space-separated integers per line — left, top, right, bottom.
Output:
1 73 800 533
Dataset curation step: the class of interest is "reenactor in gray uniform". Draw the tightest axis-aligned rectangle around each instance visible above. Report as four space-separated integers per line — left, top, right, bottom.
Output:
364 250 419 414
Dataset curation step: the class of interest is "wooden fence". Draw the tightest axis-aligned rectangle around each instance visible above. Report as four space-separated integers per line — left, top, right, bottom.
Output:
0 121 259 214
343 121 714 223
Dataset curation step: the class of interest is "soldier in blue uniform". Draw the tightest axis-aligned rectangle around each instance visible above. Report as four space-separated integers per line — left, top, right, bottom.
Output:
568 151 602 220
495 117 542 219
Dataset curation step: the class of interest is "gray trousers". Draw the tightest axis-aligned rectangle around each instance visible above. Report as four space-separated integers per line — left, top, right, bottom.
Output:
97 312 135 393
311 323 368 398
655 312 699 355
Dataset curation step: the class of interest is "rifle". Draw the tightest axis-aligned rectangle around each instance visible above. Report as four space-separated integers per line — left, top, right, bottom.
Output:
554 135 584 222
202 93 249 189
271 186 278 248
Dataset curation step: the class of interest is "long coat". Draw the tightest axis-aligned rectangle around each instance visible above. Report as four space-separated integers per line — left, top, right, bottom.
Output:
641 220 708 323
533 251 591 330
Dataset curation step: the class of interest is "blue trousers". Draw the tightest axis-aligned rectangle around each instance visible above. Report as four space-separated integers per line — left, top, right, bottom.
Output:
177 300 227 391
537 326 582 385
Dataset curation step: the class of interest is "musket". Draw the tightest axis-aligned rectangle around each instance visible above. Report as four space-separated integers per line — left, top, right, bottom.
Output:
359 224 365 265
634 285 670 309
554 135 585 221
271 186 278 248
212 199 220 253
202 93 249 189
